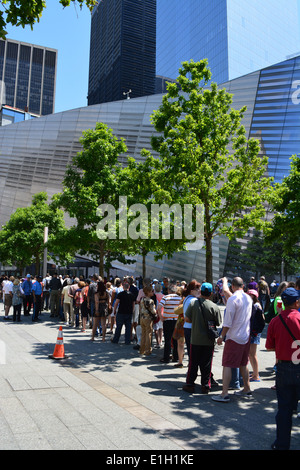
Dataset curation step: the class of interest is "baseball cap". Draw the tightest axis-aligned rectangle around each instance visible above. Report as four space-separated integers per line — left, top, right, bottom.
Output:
281 288 300 305
26 274 31 278
201 282 213 295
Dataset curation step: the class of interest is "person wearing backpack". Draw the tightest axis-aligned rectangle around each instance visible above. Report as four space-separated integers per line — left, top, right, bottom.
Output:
12 278 24 322
92 280 110 342
74 281 85 328
247 289 265 382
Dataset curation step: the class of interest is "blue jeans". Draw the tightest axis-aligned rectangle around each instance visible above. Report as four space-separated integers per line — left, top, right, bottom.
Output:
112 313 132 344
274 361 300 449
230 368 244 389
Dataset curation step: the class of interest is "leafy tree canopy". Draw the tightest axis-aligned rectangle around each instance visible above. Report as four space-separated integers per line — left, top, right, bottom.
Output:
0 192 71 273
0 0 97 39
150 59 272 282
264 155 300 252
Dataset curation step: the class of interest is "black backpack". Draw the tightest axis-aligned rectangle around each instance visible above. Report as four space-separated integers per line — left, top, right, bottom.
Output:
251 303 265 336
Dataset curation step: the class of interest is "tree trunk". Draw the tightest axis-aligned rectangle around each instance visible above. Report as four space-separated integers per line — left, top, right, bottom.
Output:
142 249 146 278
205 235 213 284
204 203 213 284
35 255 40 276
99 241 105 278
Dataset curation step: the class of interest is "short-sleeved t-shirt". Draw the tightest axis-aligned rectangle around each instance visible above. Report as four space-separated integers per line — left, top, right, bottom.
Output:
159 293 181 320
266 308 300 361
117 290 134 315
223 289 252 344
185 297 222 346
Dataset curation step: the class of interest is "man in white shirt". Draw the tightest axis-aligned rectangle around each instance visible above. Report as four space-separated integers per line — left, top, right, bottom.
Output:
212 277 252 402
3 276 14 320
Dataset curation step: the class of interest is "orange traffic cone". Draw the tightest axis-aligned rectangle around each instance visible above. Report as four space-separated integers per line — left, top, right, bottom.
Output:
49 326 67 359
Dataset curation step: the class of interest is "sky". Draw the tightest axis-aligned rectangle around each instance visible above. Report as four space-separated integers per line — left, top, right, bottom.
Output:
4 1 300 115
5 1 92 114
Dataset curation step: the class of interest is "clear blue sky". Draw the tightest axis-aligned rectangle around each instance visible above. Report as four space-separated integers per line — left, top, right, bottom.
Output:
4 1 300 115
5 2 92 114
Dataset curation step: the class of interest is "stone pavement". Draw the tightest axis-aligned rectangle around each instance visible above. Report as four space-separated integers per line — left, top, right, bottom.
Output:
0 304 299 452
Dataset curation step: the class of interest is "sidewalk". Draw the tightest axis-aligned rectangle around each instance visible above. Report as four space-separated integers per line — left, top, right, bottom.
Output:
0 305 299 451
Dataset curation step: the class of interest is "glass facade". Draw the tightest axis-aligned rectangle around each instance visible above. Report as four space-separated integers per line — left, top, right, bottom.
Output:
156 0 300 84
0 39 57 116
88 0 156 105
157 0 228 83
227 0 300 81
250 57 300 183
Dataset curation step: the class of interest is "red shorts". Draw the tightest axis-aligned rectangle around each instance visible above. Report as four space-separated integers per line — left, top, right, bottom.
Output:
222 339 250 368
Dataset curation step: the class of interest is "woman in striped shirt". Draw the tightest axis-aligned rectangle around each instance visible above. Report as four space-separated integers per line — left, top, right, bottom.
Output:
158 284 182 364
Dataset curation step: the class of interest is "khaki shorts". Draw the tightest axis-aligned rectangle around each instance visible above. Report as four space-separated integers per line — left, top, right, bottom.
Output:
4 294 12 307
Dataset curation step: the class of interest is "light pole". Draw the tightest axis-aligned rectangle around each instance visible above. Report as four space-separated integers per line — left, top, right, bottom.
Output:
43 227 48 279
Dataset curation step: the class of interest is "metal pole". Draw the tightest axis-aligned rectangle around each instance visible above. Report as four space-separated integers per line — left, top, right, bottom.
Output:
281 259 284 282
43 227 48 279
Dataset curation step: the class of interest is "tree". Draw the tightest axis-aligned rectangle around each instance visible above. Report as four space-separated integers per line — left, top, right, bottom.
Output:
0 192 71 274
225 231 300 280
58 122 134 278
119 151 188 277
150 59 272 283
0 0 97 39
264 155 300 252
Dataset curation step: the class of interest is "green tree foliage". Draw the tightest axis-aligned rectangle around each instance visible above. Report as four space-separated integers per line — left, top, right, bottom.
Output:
58 122 134 277
264 155 300 252
0 192 71 274
0 0 97 39
225 230 300 280
119 151 188 277
150 59 272 283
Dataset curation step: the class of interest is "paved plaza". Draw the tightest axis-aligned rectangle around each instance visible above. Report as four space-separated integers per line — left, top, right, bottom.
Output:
0 304 299 452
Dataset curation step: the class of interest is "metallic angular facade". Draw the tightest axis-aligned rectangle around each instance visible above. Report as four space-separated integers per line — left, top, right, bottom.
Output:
0 56 299 281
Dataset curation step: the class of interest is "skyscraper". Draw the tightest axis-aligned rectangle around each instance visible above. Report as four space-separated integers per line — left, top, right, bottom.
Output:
156 0 300 84
88 0 156 105
0 38 57 116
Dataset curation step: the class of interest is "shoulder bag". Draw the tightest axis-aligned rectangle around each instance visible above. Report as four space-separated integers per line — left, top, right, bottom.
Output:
279 314 298 341
198 299 219 341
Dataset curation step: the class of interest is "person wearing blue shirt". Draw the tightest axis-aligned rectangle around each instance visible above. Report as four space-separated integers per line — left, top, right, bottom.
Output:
32 276 43 322
182 280 201 357
22 274 33 316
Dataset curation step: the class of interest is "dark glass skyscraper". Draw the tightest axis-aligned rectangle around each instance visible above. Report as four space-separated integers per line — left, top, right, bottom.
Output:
88 0 156 105
0 38 57 116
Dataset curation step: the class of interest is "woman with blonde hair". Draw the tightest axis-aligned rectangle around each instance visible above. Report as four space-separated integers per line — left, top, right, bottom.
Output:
139 284 157 356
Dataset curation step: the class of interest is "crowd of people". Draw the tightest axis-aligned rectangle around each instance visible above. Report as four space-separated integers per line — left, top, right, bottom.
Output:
1 271 300 450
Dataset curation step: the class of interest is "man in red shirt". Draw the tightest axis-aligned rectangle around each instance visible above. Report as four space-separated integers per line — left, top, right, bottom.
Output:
266 287 300 450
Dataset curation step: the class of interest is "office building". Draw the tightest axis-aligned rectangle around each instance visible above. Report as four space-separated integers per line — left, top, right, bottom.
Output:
157 0 300 84
0 55 299 280
0 38 57 116
88 0 156 105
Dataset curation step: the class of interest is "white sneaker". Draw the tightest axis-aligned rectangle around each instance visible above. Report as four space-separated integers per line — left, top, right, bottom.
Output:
211 394 230 403
234 390 253 398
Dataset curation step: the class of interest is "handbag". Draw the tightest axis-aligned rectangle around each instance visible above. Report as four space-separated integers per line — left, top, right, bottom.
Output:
198 299 219 341
143 298 159 323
